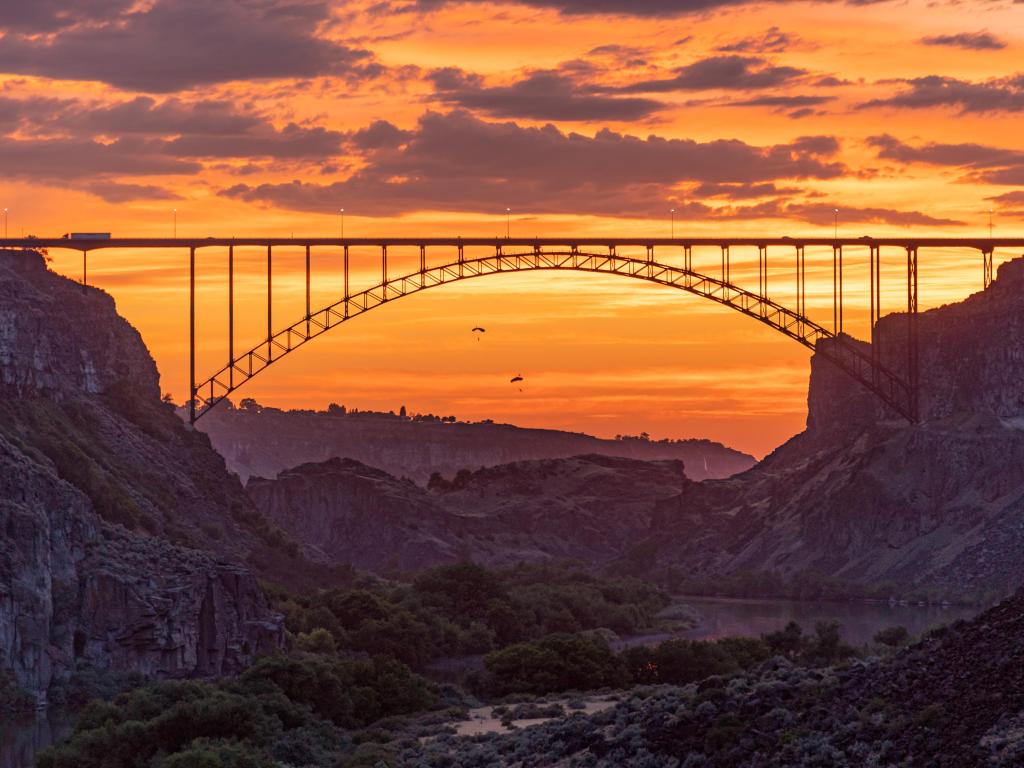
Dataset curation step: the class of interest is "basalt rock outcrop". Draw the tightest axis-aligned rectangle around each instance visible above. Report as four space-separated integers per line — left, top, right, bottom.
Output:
0 250 285 705
247 454 690 573
196 403 754 485
648 256 1024 600
245 258 1024 599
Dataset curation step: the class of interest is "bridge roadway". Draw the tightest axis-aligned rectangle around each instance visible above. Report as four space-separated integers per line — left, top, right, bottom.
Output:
2 236 1024 250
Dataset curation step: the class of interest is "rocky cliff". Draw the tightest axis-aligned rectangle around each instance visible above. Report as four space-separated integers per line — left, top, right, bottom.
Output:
195 404 754 484
0 250 285 706
649 256 1024 600
247 454 690 574
247 257 1024 600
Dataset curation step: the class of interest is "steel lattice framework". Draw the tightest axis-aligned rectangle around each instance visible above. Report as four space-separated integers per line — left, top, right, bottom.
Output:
6 235 1021 425
196 248 917 422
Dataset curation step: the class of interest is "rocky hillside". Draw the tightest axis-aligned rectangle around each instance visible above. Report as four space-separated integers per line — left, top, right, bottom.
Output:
0 250 292 706
195 403 754 484
245 257 1024 601
404 586 1024 766
647 256 1024 600
247 454 689 574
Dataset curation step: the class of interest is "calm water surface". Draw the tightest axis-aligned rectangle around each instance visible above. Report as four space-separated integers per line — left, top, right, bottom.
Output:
665 595 981 646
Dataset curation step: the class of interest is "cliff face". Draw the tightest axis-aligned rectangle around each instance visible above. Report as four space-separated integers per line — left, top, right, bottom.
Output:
0 251 284 705
196 405 754 485
247 454 689 574
652 256 1024 599
245 259 1024 599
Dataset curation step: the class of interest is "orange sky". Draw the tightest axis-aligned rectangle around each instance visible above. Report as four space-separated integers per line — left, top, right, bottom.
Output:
4 0 1023 456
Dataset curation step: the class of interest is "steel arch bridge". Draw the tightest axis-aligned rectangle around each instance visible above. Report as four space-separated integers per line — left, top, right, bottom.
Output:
7 235 1021 425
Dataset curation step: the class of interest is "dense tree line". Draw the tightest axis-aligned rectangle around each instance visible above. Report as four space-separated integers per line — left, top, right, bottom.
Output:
277 563 670 670
481 619 862 696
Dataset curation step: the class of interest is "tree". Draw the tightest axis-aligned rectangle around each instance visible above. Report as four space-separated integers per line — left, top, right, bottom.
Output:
873 625 910 647
762 621 804 658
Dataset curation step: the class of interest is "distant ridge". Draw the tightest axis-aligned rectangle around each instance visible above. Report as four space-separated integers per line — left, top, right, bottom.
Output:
191 402 756 484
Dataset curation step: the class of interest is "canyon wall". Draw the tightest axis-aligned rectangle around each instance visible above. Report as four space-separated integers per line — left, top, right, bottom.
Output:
0 251 285 705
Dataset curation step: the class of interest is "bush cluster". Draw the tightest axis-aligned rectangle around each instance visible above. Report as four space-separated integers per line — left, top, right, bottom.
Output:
279 563 669 670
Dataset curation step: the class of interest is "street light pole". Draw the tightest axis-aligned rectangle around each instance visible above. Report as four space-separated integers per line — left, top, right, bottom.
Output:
989 209 993 239
670 209 675 239
3 208 7 239
173 209 177 238
506 208 511 238
834 208 839 240
340 208 345 239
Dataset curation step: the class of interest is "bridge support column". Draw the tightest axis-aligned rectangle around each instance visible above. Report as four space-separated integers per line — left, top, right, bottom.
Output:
684 245 692 274
983 248 993 290
721 245 730 289
907 246 919 421
228 244 234 390
837 245 843 334
266 245 273 361
189 246 196 424
420 245 426 288
870 245 881 388
305 244 311 338
795 245 805 335
381 245 388 299
343 245 349 318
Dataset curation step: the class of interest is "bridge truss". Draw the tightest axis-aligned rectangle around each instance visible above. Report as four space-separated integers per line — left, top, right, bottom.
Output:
6 236 1021 424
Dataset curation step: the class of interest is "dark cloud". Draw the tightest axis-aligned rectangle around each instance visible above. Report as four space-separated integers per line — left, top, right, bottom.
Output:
728 95 832 108
79 181 183 203
0 0 378 91
0 0 136 32
693 182 795 199
861 75 1024 113
69 97 265 136
718 27 799 53
409 0 890 18
867 134 1024 186
220 110 845 216
618 56 807 93
164 123 344 159
867 134 1024 168
352 120 415 150
772 201 962 227
987 191 1024 206
1 95 346 160
0 137 200 180
430 68 665 120
920 31 1006 51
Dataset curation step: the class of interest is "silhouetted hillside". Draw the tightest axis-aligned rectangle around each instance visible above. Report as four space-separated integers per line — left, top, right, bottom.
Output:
194 402 755 484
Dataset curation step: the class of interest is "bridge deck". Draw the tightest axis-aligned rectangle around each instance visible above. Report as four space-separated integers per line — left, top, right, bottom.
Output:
3 237 1023 251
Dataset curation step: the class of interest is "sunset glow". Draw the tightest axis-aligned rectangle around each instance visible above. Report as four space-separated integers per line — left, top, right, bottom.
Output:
7 0 1023 455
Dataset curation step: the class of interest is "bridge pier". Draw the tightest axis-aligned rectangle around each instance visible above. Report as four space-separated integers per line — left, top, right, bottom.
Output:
983 247 994 290
189 246 195 424
229 244 234 390
343 245 349 318
266 245 273 360
907 246 919 421
305 244 311 338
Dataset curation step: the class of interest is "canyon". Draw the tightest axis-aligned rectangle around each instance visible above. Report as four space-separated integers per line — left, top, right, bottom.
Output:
0 251 288 705
243 257 1024 601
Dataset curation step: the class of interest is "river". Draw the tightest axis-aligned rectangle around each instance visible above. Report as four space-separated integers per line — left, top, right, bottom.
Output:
628 595 981 647
1 596 982 767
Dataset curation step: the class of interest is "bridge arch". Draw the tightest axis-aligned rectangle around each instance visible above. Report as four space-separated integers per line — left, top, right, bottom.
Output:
191 249 914 422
